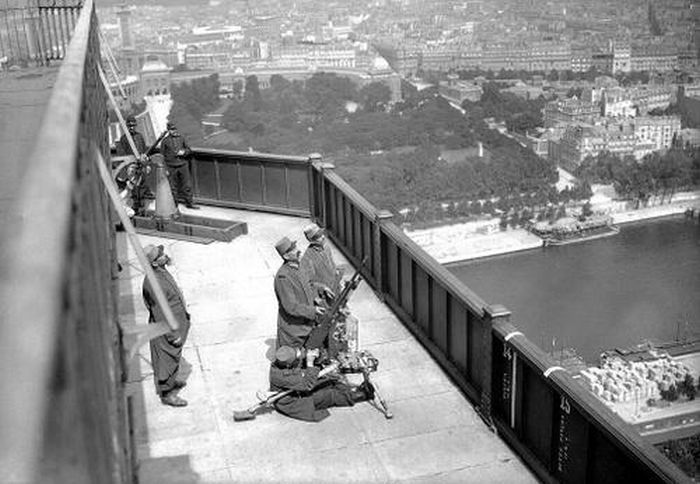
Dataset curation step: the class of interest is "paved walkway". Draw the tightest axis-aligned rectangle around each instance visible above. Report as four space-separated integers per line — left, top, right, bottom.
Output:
0 67 59 260
117 206 538 483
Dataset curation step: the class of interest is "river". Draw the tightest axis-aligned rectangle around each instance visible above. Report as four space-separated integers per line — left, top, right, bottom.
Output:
448 217 700 363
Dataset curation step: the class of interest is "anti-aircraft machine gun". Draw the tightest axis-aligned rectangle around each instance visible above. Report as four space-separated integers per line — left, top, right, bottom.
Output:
233 257 392 421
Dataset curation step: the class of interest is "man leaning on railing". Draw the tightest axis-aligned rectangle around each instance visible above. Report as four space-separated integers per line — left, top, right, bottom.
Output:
142 244 191 407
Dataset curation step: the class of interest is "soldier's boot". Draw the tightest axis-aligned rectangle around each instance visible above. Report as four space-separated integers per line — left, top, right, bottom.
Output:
350 380 375 403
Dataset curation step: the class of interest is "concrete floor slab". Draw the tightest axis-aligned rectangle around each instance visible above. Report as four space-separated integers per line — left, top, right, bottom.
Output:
372 426 519 481
118 207 537 483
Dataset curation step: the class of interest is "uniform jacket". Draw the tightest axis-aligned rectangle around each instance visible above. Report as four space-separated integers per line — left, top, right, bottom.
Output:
117 131 147 156
142 267 191 393
300 242 340 294
270 364 327 421
160 133 191 167
142 267 190 342
274 262 317 348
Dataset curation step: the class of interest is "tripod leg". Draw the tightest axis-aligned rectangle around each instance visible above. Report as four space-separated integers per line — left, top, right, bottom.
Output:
371 380 393 419
363 373 393 419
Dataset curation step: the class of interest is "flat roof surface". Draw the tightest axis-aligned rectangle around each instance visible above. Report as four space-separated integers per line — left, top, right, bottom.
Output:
117 206 537 483
0 67 59 261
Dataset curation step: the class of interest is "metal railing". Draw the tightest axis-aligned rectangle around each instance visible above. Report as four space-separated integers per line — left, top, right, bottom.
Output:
190 147 313 217
0 1 134 482
0 0 83 67
190 152 689 483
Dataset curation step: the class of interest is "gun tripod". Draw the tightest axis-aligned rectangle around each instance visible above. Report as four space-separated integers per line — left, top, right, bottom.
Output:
347 352 392 419
362 371 393 419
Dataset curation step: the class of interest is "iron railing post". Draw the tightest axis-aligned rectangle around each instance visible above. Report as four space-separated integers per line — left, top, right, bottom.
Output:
373 210 393 299
481 304 511 426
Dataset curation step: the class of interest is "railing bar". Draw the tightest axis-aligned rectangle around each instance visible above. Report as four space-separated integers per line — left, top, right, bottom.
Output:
192 147 308 165
10 6 23 59
0 12 7 61
19 8 30 63
284 165 290 208
51 7 60 60
47 7 57 59
36 7 48 62
58 6 66 58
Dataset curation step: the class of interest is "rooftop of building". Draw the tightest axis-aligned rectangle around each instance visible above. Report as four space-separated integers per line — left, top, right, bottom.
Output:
118 206 537 483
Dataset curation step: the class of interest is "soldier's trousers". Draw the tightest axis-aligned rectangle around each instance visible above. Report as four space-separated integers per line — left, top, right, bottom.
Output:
167 164 193 205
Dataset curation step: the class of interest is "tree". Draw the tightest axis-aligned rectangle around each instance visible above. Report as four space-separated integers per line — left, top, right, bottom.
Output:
232 79 243 99
660 384 679 402
243 75 263 111
582 201 593 217
269 74 291 93
680 374 696 400
168 101 203 144
360 82 391 113
556 205 567 220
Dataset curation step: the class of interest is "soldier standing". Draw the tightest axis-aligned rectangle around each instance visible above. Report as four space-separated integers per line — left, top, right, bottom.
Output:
142 244 191 407
300 223 342 297
274 236 325 349
160 121 198 209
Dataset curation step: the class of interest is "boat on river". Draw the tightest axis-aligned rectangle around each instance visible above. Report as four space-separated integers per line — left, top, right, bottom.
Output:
530 215 619 246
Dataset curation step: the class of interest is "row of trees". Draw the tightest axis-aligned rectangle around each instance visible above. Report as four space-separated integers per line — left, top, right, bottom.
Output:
576 148 700 206
169 74 221 145
456 66 652 86
213 73 566 218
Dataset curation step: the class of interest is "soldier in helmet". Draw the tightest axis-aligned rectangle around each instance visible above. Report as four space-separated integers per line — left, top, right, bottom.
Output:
273 236 325 349
116 115 151 216
160 121 198 209
269 345 374 422
300 223 342 297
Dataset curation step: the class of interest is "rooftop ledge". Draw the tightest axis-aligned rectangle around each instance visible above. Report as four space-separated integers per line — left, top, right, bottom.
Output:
117 205 536 483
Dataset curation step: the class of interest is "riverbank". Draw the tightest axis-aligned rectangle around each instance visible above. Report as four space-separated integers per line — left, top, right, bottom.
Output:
404 190 700 265
405 222 542 265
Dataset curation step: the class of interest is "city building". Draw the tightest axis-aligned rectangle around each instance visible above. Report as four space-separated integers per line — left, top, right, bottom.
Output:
438 76 483 103
571 47 592 72
633 115 682 151
108 75 141 111
612 41 631 74
140 58 171 96
630 45 678 72
553 123 635 170
544 97 600 128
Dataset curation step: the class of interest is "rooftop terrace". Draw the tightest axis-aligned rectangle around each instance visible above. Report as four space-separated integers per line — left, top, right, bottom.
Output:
0 1 691 481
118 206 537 483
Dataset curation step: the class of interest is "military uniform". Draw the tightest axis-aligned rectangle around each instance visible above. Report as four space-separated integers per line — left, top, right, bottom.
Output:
160 130 194 206
142 266 191 397
116 129 149 215
274 261 317 349
269 361 355 422
300 241 341 295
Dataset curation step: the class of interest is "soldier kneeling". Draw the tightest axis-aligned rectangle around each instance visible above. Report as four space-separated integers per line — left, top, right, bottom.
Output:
269 345 373 422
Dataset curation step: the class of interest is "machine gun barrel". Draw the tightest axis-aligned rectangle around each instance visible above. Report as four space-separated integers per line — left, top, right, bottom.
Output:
305 256 367 350
144 130 169 157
